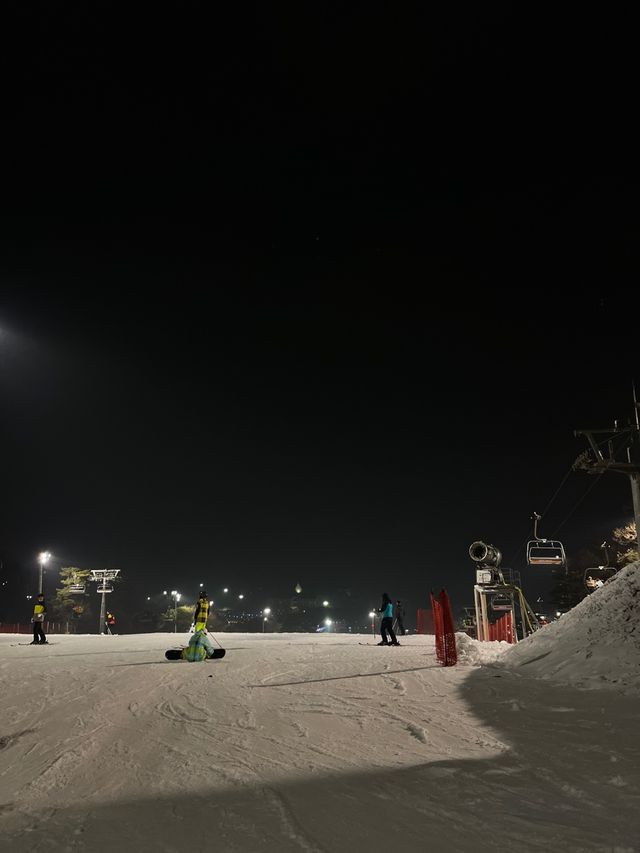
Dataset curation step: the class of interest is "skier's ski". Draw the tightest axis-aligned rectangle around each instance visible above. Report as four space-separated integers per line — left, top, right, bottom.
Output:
13 642 56 646
165 648 226 661
358 642 401 646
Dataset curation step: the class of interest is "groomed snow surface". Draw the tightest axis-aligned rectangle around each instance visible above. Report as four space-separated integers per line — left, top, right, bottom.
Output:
1 564 639 853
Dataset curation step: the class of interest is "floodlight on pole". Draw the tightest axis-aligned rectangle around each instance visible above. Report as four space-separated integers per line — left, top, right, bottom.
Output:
369 611 376 637
171 590 181 633
37 551 51 595
322 600 329 607
262 607 271 632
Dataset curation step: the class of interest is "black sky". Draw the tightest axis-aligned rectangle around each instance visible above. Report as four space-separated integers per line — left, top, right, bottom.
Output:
1 5 639 619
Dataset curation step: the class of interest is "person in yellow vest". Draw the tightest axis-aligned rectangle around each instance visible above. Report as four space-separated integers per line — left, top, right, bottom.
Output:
31 593 47 645
193 591 209 632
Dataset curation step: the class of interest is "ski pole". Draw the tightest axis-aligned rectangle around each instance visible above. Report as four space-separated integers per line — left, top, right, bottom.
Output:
207 629 224 649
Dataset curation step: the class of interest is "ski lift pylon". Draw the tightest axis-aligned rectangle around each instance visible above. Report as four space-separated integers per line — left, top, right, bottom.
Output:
526 512 567 567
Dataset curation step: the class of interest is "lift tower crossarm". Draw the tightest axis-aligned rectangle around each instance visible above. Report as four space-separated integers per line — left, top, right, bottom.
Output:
574 414 640 555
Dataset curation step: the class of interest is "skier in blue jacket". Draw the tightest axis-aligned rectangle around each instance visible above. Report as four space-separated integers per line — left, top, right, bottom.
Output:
377 593 400 646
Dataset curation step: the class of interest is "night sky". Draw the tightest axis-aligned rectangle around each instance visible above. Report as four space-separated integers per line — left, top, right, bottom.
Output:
1 6 638 622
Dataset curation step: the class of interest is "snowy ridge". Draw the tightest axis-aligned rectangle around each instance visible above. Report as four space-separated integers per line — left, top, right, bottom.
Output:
501 560 640 693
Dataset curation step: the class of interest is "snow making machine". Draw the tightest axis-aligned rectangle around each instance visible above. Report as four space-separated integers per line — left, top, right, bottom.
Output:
469 541 540 643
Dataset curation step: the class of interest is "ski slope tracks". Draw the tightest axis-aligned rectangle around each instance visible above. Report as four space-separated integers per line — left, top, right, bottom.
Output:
0 580 639 853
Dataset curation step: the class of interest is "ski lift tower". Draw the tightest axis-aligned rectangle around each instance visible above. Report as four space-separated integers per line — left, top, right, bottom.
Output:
90 569 120 634
574 382 640 548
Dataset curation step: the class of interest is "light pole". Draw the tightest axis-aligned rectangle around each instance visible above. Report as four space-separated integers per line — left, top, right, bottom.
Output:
171 590 181 632
38 551 51 595
369 611 376 637
263 607 271 632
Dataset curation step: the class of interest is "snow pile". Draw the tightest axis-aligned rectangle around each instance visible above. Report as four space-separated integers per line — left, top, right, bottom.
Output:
502 560 640 694
455 631 512 666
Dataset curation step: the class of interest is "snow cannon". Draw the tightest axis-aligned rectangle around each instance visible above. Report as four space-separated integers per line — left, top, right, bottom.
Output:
468 541 502 568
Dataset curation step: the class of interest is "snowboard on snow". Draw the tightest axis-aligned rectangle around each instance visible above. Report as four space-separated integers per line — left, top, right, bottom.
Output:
165 648 226 661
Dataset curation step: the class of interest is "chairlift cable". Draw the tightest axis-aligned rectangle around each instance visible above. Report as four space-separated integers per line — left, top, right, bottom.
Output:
551 472 605 536
506 464 574 564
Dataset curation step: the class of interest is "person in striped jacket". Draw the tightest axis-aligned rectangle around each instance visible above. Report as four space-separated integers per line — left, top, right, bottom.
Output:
192 591 210 632
31 594 47 645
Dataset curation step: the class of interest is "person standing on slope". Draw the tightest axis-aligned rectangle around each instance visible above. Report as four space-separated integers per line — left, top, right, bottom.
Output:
394 599 406 636
377 592 399 646
31 593 47 645
193 590 210 632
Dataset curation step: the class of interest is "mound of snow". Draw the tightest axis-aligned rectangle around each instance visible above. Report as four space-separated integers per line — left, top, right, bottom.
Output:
501 560 640 694
455 632 512 666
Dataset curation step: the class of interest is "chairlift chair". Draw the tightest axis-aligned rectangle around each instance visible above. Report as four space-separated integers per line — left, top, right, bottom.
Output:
526 539 567 566
584 567 616 591
491 592 514 611
526 512 567 567
69 583 86 594
96 584 113 593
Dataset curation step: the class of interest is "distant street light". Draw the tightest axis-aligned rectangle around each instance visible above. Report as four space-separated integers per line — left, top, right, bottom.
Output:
171 590 181 633
147 596 151 601
322 600 329 607
223 588 229 593
238 594 244 600
37 551 51 595
369 611 376 637
262 607 271 632
325 618 332 631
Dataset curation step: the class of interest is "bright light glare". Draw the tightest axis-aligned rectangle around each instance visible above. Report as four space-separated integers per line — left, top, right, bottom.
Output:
223 588 228 593
209 600 214 606
263 607 271 615
325 618 332 626
322 600 329 606
38 551 51 565
369 611 376 618
147 596 151 601
199 583 203 587
238 594 244 599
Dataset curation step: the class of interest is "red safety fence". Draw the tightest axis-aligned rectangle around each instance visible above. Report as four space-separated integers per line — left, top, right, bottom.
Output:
486 612 515 643
0 623 70 635
429 589 457 666
416 608 434 634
